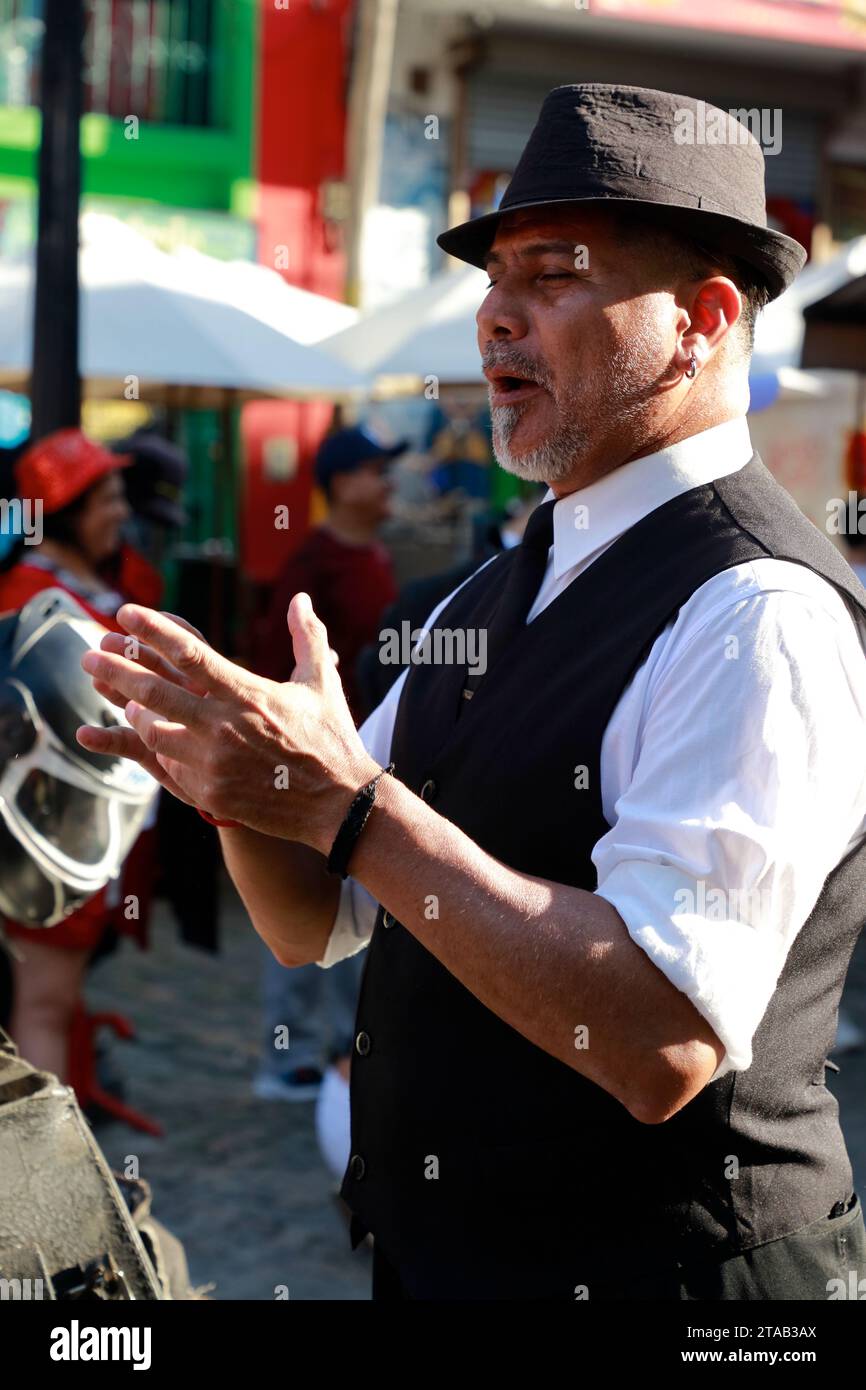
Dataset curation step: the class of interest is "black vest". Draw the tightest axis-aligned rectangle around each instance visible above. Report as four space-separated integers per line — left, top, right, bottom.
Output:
341 455 866 1299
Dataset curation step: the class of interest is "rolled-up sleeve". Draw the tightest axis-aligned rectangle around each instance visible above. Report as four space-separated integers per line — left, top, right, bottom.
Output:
593 567 866 1080
316 568 489 968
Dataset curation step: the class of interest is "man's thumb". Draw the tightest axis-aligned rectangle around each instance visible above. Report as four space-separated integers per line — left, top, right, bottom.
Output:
287 593 333 684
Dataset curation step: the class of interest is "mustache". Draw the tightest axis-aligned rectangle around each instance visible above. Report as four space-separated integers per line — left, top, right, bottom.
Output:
481 346 553 391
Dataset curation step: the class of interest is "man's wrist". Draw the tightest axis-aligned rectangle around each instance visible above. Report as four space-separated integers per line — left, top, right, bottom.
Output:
197 807 243 830
325 761 395 878
315 753 384 858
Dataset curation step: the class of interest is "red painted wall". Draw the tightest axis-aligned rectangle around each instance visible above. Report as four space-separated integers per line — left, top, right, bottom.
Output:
257 0 352 298
242 0 354 584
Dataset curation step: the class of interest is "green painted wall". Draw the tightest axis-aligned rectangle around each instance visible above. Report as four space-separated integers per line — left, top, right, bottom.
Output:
0 1 260 601
0 0 258 211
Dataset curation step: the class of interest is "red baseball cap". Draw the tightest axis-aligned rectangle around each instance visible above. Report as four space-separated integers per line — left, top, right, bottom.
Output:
14 429 132 514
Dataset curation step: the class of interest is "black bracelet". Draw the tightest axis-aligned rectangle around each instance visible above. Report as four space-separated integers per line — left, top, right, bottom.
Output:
326 763 395 879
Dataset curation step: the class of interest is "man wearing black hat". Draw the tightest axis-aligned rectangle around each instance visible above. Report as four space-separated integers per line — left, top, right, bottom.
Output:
79 86 866 1301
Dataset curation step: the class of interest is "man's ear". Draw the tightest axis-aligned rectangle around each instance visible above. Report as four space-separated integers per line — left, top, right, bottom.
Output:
682 276 743 364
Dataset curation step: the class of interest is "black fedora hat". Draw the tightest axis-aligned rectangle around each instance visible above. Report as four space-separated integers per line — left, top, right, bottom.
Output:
437 84 807 300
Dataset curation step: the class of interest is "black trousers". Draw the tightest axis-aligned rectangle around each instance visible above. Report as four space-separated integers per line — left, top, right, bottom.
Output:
370 1194 866 1301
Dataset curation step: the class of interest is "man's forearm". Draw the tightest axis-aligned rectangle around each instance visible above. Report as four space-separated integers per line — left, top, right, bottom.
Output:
343 774 724 1122
219 826 340 968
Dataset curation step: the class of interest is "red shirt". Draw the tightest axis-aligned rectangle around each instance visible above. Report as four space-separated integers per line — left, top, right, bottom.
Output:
0 561 127 947
255 526 397 721
0 560 126 632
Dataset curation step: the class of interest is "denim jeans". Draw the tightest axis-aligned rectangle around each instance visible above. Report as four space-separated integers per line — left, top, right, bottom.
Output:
260 942 366 1075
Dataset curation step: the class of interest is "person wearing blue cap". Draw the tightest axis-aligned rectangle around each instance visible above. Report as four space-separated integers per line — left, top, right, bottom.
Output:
255 425 405 722
250 425 406 1107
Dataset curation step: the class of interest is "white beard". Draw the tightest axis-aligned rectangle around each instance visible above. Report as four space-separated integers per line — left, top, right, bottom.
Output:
491 400 588 484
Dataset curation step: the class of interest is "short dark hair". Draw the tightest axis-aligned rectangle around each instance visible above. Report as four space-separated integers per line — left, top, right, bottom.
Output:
670 235 770 353
40 491 90 547
610 212 770 355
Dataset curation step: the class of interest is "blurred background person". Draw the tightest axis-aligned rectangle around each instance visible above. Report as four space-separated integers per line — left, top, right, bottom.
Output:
255 425 405 717
424 390 494 508
250 425 406 1119
0 428 155 1085
104 428 223 967
102 427 189 606
356 486 545 718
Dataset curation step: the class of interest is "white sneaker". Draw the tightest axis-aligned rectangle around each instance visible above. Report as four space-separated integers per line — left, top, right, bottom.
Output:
315 1064 352 1181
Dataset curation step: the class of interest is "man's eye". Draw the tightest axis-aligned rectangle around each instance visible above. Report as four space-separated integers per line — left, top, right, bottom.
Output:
539 271 571 282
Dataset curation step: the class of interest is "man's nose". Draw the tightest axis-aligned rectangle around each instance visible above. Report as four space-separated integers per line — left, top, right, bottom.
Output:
476 281 528 347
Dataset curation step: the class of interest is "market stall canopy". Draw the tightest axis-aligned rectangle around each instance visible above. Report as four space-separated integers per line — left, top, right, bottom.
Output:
0 213 367 405
320 266 490 387
169 245 359 345
801 275 866 372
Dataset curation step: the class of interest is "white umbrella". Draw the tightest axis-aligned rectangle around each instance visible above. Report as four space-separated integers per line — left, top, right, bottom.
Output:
170 245 359 345
321 266 489 385
0 213 367 403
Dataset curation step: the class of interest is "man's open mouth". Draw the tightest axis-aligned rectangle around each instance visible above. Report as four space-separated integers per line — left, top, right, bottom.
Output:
485 369 546 407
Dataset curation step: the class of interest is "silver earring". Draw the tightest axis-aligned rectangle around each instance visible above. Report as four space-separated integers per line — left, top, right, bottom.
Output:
685 353 698 379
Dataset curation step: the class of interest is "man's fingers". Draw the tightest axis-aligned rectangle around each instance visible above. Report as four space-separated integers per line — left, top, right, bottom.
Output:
91 676 132 712
115 604 243 698
77 722 144 759
159 611 207 644
76 721 200 807
153 751 201 805
81 648 210 729
124 702 197 761
98 630 208 697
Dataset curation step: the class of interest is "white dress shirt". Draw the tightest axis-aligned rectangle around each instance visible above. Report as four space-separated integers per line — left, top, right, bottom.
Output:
317 417 866 1083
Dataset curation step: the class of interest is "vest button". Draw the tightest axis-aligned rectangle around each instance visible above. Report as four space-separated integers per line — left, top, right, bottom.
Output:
355 1030 372 1057
420 778 438 803
382 910 396 929
349 1153 366 1181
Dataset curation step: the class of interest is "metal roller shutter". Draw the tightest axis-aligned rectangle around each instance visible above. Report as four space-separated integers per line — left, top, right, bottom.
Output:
467 71 821 205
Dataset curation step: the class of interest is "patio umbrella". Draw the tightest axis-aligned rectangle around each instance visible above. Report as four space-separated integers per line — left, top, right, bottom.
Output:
0 214 367 405
170 245 359 345
321 266 490 387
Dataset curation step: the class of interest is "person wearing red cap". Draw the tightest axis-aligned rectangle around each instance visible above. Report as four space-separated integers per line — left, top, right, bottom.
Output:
0 428 135 1082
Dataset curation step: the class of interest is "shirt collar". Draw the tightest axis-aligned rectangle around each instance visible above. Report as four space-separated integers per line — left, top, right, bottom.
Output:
543 417 754 581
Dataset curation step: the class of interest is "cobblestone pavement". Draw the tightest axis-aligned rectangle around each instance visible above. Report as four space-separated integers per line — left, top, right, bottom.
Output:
87 878 371 1302
86 874 866 1301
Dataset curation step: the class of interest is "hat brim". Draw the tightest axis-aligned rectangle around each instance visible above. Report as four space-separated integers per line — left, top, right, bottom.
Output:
384 438 410 459
365 438 410 461
437 196 807 301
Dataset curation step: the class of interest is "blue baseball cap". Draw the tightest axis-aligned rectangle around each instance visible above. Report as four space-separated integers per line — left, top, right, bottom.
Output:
314 425 408 493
